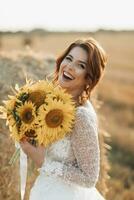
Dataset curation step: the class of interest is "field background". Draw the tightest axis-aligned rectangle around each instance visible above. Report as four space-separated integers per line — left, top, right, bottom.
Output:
0 30 134 200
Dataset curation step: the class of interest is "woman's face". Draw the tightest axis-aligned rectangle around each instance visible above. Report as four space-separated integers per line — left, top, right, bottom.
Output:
58 46 88 99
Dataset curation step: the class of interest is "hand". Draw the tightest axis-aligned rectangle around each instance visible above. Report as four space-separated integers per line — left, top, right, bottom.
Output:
20 139 45 168
20 139 33 155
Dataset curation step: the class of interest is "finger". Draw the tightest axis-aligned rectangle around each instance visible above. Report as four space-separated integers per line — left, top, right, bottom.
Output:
20 137 27 142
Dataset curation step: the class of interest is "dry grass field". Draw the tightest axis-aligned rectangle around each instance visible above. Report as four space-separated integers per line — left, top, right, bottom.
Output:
0 30 134 200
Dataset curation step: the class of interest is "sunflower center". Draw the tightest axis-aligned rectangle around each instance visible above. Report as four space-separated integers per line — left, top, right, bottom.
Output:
53 95 60 101
22 108 34 123
45 109 63 128
28 91 46 107
25 129 37 138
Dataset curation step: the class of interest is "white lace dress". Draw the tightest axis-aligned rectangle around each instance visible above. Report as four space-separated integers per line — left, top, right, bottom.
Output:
29 101 105 200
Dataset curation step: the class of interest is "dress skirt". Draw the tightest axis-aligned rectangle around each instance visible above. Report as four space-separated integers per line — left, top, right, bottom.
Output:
29 174 105 200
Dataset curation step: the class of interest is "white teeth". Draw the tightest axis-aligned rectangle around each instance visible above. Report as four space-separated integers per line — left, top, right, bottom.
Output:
63 71 74 80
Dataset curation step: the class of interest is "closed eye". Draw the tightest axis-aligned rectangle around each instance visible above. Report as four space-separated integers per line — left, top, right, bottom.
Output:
65 56 72 61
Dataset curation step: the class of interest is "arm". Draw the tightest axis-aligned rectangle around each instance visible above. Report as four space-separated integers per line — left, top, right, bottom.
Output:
42 107 100 188
20 140 45 168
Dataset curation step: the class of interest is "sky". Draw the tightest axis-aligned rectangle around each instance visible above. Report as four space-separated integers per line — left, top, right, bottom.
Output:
0 0 134 31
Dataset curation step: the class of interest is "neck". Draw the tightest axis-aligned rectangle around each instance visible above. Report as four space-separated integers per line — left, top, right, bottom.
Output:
69 91 85 107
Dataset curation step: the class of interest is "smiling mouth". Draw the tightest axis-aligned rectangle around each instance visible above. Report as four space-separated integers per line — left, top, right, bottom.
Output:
63 71 75 80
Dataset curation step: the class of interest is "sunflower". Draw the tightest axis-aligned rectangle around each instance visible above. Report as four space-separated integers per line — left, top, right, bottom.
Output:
37 99 76 146
7 114 16 127
0 106 7 119
16 101 37 133
9 124 22 142
14 80 52 107
51 85 75 105
21 126 43 146
0 96 20 127
0 79 76 148
30 80 53 92
15 78 34 94
27 80 54 108
3 96 17 112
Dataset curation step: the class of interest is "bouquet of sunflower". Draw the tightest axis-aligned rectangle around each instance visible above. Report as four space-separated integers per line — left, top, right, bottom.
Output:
0 79 76 162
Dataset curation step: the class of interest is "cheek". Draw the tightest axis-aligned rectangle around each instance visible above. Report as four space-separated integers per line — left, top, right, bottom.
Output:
77 74 87 85
75 70 86 79
60 59 69 68
59 61 66 71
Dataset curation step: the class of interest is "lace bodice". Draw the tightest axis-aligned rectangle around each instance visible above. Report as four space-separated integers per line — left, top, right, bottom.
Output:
39 100 100 188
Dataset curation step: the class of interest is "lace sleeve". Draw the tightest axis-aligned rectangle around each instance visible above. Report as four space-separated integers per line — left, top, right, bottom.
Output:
41 106 100 188
62 107 100 187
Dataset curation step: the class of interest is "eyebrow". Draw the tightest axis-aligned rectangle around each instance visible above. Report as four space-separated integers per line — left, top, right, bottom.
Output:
68 54 87 65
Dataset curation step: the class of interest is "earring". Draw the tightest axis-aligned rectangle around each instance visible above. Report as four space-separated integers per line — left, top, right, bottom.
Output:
78 85 90 105
86 84 90 92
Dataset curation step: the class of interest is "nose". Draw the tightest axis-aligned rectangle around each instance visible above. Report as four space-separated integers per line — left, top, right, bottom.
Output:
66 61 76 71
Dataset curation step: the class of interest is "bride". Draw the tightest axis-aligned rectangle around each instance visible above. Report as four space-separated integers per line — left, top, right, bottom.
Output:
20 37 107 200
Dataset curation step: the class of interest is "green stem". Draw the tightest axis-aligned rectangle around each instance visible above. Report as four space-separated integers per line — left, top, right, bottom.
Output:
9 148 20 165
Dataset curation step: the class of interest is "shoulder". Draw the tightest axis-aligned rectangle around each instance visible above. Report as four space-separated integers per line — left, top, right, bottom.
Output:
76 100 98 125
71 101 99 140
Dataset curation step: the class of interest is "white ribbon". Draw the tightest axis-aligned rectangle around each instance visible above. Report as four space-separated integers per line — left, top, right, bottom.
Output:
15 142 27 200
